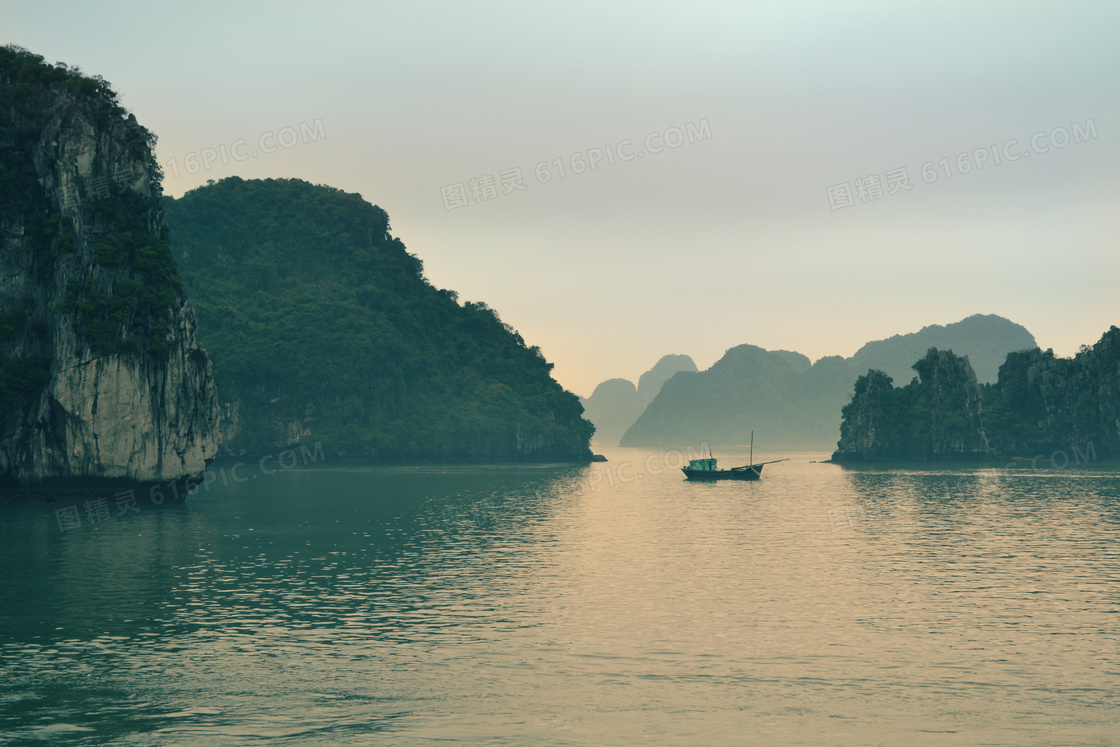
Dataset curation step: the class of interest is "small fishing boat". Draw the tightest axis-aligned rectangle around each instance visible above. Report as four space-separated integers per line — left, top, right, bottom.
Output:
681 431 788 481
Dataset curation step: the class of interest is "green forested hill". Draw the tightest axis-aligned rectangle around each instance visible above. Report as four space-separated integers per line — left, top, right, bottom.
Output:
164 177 593 461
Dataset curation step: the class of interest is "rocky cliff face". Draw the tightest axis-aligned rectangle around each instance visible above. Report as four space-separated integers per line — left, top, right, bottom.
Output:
0 46 218 486
911 347 989 457
832 348 988 462
984 327 1120 458
833 330 1120 463
829 369 895 460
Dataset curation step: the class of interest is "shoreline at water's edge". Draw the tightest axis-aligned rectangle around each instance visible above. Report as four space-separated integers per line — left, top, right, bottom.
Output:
825 453 1118 469
206 447 604 470
0 452 610 504
0 473 201 505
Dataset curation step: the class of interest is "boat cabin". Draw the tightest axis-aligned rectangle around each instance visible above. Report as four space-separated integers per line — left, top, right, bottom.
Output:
687 458 719 472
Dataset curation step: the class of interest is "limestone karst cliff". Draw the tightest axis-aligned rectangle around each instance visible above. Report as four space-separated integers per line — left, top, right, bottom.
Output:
832 348 989 462
832 328 1120 462
0 46 218 487
982 327 1120 459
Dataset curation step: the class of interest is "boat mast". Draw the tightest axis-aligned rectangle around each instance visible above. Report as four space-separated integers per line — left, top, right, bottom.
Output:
750 430 753 466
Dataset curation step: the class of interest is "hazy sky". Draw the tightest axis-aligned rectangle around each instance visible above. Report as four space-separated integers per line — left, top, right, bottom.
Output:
4 1 1118 396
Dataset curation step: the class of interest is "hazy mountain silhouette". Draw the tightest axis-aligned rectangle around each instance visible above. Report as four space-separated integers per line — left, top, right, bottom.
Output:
620 315 1037 450
849 314 1036 385
638 354 698 405
580 379 642 446
581 354 696 445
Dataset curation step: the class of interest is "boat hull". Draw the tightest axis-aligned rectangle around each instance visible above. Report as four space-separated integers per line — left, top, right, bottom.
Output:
681 464 764 481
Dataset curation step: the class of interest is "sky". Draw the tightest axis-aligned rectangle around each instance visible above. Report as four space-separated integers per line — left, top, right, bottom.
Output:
3 1 1118 397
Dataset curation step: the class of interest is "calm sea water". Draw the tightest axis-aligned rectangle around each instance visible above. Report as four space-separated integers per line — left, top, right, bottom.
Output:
2 448 1119 745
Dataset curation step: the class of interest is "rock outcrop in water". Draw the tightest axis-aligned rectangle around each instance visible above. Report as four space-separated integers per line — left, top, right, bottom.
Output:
982 327 1120 459
0 46 219 488
832 348 988 462
832 327 1120 463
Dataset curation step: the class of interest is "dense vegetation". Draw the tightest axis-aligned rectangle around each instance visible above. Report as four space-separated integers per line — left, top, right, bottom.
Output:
981 328 1120 457
53 191 181 356
835 349 986 461
833 328 1120 462
165 177 593 461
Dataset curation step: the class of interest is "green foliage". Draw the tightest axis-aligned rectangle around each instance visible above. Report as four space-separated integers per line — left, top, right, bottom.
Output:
981 327 1120 456
839 330 1120 460
0 355 50 410
92 234 129 266
55 275 175 357
0 309 27 341
165 177 593 460
980 349 1049 447
835 348 990 460
84 207 178 357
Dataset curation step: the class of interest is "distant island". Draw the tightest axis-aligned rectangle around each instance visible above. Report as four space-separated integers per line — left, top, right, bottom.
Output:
610 314 1036 450
832 327 1120 463
580 354 697 445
